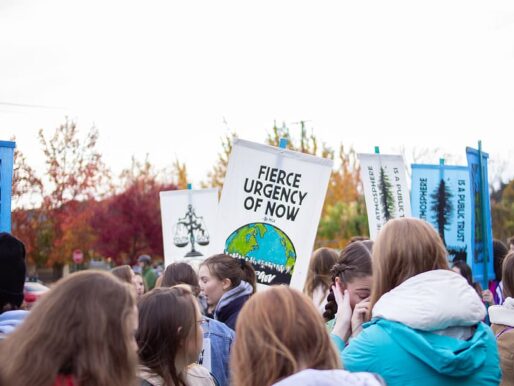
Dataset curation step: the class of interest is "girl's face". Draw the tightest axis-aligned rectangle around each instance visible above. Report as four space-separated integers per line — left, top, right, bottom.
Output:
132 275 145 298
338 275 372 309
198 265 228 307
185 302 205 363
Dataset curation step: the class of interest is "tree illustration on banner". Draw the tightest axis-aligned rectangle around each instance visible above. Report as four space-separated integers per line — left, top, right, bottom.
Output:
379 166 395 221
471 163 484 262
430 179 454 247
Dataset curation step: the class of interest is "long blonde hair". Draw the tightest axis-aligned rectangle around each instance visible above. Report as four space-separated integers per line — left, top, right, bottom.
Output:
231 286 341 386
370 218 449 309
0 271 137 386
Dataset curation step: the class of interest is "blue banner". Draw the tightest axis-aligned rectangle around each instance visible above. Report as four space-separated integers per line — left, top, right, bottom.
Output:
411 164 472 264
0 141 16 233
466 147 495 286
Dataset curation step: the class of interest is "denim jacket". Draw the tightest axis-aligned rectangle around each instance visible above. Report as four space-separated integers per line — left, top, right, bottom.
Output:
200 317 235 386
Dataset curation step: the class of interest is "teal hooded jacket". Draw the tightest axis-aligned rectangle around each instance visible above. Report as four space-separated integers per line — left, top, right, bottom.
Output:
332 270 501 386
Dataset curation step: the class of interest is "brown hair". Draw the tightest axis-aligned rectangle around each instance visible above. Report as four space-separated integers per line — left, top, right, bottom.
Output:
111 265 133 284
323 241 373 321
136 286 199 386
451 260 482 295
493 239 509 281
200 254 256 293
370 218 449 309
0 271 137 386
161 262 201 296
303 248 339 299
231 286 341 386
502 251 514 298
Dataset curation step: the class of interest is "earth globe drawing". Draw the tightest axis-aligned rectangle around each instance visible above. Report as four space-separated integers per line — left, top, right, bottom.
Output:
224 222 296 285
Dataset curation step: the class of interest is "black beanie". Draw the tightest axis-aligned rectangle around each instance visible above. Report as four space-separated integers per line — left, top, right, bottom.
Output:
0 233 26 310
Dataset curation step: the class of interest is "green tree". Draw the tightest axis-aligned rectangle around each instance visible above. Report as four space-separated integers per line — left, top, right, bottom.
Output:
206 121 368 248
430 179 454 246
203 132 237 189
379 167 395 221
491 179 514 241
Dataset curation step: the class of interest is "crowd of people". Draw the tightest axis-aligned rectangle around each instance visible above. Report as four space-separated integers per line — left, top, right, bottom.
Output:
0 218 514 385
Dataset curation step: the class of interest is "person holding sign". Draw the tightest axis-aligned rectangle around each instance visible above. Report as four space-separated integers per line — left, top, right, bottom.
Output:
199 254 256 330
231 286 385 386
331 218 501 386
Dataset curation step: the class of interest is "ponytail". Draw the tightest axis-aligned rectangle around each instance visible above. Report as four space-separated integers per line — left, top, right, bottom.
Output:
201 254 256 293
240 259 257 294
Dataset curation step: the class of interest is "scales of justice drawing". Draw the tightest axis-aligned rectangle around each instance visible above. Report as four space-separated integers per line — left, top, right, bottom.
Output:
173 204 210 257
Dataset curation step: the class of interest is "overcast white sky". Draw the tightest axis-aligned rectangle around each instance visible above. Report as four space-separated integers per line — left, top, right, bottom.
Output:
2 0 514 186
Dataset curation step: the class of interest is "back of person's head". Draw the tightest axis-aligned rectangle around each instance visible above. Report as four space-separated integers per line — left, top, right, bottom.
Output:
451 260 474 286
493 239 509 281
323 241 373 321
136 286 202 386
200 254 256 293
0 233 26 313
0 270 137 386
450 260 482 295
161 262 201 296
232 286 340 386
138 254 152 266
303 247 338 298
349 236 370 243
111 265 134 284
502 252 514 298
371 218 449 309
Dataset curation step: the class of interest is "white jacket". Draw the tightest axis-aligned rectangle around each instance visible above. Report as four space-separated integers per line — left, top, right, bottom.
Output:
372 269 486 338
272 369 384 386
489 296 514 326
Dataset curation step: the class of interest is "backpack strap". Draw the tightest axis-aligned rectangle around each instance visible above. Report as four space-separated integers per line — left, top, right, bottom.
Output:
496 326 514 339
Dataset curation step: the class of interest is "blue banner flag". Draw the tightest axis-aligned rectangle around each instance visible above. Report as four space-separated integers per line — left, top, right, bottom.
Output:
0 140 16 233
411 164 472 263
466 146 495 287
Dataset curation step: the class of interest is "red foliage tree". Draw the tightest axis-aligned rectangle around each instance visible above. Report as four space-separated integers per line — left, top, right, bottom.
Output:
92 157 177 264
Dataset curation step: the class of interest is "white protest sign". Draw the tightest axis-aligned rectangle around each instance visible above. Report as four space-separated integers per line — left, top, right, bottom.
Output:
358 153 411 239
160 188 218 267
212 139 333 289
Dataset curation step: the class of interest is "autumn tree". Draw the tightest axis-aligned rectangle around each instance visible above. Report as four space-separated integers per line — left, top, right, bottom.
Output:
11 137 43 208
37 119 111 267
10 138 46 268
38 119 110 209
492 179 514 241
92 156 177 264
173 159 188 189
203 132 237 189
206 121 368 248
